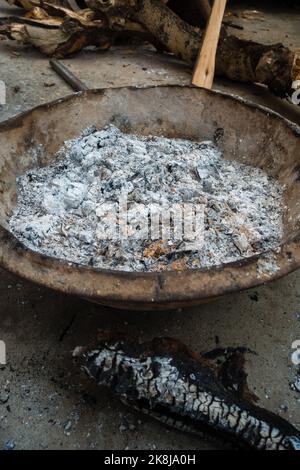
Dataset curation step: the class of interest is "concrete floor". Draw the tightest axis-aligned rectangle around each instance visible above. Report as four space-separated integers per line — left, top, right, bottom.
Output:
0 0 299 450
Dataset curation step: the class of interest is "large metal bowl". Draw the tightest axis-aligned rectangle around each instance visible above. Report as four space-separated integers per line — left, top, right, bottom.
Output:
0 85 299 310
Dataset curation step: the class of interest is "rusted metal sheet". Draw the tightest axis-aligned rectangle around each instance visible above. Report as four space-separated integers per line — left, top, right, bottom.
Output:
0 86 299 310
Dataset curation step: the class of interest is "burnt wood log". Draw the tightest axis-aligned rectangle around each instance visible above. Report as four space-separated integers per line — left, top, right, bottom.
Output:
76 334 300 450
2 0 299 97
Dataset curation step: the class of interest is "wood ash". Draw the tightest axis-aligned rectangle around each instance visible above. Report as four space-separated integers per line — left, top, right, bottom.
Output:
9 125 284 272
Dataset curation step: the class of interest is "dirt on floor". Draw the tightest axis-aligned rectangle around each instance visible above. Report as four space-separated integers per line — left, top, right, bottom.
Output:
0 0 299 450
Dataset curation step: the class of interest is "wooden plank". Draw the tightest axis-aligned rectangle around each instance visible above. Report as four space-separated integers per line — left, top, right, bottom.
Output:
192 0 227 89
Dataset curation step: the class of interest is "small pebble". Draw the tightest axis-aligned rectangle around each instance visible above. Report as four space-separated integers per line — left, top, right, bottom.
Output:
4 440 15 450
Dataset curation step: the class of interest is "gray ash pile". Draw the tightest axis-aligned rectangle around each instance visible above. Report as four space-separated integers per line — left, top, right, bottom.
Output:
9 125 283 272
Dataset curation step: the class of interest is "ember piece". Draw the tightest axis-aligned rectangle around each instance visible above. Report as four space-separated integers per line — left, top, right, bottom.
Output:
76 335 300 451
9 125 283 272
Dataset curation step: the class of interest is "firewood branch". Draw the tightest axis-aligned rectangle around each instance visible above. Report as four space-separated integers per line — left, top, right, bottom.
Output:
195 0 211 22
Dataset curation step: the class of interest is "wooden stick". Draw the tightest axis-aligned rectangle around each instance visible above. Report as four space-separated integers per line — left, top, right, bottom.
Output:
192 0 227 89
